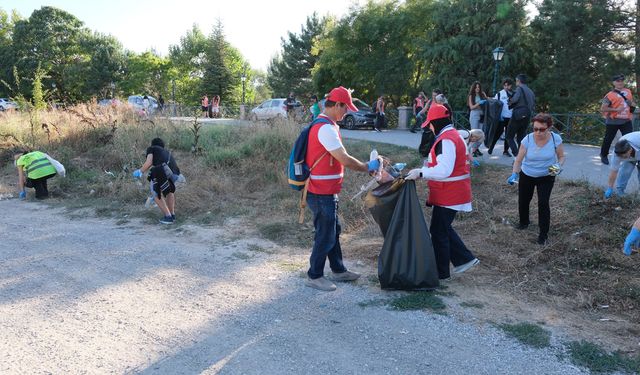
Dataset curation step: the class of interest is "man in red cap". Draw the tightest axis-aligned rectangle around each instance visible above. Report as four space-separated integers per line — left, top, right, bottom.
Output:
304 86 381 291
405 104 479 280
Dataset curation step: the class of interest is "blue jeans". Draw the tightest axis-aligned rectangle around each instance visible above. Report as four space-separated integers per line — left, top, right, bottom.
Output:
430 206 475 279
615 161 640 195
306 193 347 279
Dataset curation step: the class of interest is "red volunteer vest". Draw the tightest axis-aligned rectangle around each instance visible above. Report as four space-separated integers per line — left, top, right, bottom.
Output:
306 115 344 194
426 128 472 206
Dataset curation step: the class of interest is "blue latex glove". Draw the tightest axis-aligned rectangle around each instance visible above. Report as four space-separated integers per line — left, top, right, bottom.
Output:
132 169 143 178
604 187 613 199
623 227 640 256
507 172 519 185
18 190 26 200
367 159 380 173
479 99 487 105
472 160 480 167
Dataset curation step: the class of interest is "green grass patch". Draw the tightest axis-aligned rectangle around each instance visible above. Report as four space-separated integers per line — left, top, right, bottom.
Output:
358 298 387 308
460 301 485 309
247 244 277 254
231 251 253 260
389 292 447 314
276 261 306 272
567 340 640 374
499 322 551 349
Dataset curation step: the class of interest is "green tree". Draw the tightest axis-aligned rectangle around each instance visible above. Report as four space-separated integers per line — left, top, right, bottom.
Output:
120 51 171 98
169 24 208 105
530 0 633 112
268 13 326 98
201 21 235 103
419 0 531 110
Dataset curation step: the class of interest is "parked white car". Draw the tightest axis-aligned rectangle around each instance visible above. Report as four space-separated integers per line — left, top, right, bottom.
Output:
127 95 158 113
249 98 303 121
0 98 18 111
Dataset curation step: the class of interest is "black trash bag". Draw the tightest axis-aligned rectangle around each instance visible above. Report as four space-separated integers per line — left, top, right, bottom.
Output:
365 179 439 290
482 98 503 147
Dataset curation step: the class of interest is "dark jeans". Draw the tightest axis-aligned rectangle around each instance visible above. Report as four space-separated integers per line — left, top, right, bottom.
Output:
375 113 385 130
25 173 56 199
507 116 529 156
306 193 347 279
430 205 476 279
518 172 555 239
488 118 510 153
600 121 633 157
411 108 423 131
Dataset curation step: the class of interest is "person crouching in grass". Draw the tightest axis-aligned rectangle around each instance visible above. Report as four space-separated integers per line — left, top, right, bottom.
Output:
14 149 57 200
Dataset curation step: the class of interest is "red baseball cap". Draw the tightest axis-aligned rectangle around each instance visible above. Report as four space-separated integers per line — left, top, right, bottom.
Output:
425 104 450 125
327 86 358 112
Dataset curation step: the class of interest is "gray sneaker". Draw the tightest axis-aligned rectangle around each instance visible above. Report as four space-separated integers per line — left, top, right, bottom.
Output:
453 258 479 274
331 270 360 282
305 277 337 291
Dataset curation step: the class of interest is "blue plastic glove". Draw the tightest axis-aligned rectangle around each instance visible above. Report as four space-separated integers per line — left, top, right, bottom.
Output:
507 172 519 185
367 159 380 173
479 99 487 105
18 190 26 200
472 160 481 167
623 227 640 256
132 169 143 178
604 187 613 199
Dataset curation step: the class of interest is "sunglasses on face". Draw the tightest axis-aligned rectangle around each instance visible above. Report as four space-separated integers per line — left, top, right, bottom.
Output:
533 127 547 132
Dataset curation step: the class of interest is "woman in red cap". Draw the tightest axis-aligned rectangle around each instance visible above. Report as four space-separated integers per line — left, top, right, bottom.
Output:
406 104 479 280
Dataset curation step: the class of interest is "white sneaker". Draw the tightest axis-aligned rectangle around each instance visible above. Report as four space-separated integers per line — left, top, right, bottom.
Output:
453 258 479 274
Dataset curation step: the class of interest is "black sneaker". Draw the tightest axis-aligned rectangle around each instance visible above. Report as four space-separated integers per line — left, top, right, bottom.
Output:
487 148 494 155
159 215 174 224
410 129 417 133
515 223 529 230
503 151 512 157
476 150 483 156
600 155 609 165
537 235 548 245
171 214 176 221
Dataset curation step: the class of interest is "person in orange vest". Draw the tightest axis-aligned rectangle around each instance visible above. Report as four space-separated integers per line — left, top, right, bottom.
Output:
411 91 426 133
406 104 479 280
600 74 637 165
304 86 381 291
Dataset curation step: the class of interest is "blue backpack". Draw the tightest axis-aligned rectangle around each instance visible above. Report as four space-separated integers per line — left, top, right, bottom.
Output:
287 116 332 191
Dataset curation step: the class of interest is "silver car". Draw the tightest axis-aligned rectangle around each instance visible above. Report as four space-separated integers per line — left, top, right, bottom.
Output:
0 98 18 111
250 98 303 121
127 95 158 113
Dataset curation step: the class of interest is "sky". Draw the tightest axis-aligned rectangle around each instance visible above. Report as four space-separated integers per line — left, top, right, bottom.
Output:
3 0 367 71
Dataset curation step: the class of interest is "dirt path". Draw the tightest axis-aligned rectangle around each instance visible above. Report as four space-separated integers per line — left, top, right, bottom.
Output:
0 199 585 374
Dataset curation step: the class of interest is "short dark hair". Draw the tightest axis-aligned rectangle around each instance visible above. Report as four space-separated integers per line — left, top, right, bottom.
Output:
516 74 527 84
432 89 442 95
615 139 632 155
151 138 165 148
311 95 318 101
502 78 514 85
531 113 553 128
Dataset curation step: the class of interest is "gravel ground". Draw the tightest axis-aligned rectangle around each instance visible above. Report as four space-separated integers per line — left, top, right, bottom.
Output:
0 199 586 374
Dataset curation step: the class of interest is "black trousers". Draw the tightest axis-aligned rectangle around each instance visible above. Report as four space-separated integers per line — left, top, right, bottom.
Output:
25 173 56 199
507 116 529 156
518 172 555 239
488 118 510 153
600 121 633 157
430 205 475 279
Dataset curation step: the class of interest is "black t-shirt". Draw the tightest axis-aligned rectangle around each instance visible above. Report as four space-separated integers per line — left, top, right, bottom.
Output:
146 145 180 175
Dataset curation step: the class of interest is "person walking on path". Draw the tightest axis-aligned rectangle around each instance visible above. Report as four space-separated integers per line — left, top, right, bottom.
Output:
506 74 535 157
488 78 514 157
14 149 58 200
309 95 321 120
603 132 640 198
374 95 385 132
405 104 480 281
599 74 636 165
508 114 565 245
158 95 165 112
132 138 182 225
201 95 209 118
411 92 426 133
467 81 487 133
211 95 221 118
304 86 381 291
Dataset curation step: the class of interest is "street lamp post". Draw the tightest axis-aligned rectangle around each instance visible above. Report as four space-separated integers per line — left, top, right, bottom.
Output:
491 47 506 96
241 73 246 105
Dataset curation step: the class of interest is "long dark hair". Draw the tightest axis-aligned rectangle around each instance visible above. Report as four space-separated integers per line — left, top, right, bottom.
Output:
468 81 487 104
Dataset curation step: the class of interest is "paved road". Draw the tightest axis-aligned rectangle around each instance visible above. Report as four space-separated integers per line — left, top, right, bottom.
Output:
340 128 638 192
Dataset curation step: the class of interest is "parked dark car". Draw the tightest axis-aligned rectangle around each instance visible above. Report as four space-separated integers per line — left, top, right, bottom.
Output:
320 98 376 130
